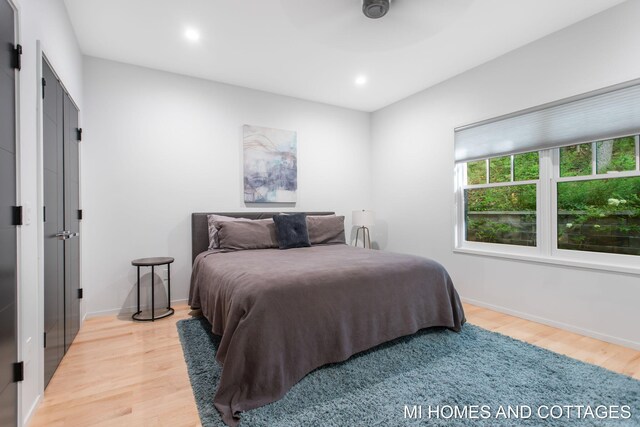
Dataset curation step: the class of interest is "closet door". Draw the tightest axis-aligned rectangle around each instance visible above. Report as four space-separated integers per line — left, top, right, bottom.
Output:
43 58 82 386
0 0 18 424
63 93 80 352
43 60 65 387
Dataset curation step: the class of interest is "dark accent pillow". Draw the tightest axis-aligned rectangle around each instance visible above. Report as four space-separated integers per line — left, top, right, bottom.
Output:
307 215 346 245
273 213 311 249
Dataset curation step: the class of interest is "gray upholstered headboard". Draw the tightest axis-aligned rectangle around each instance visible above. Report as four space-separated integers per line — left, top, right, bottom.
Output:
191 212 335 262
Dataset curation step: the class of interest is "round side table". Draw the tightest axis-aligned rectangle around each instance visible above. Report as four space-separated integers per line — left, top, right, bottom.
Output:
131 257 175 321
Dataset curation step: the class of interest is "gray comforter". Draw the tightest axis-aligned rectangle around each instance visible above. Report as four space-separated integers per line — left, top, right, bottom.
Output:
188 244 465 426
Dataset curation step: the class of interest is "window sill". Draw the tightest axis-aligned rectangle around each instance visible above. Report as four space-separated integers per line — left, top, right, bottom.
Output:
453 247 640 276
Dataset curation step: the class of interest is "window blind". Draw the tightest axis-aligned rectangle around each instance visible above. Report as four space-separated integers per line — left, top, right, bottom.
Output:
454 79 640 163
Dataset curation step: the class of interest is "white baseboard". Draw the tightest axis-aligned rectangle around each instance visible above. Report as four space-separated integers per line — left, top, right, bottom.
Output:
23 393 41 427
462 297 640 351
86 299 188 318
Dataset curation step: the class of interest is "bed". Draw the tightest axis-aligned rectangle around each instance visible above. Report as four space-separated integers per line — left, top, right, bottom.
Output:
189 212 465 426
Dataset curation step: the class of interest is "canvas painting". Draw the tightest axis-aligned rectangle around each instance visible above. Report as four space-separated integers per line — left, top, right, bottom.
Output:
243 125 297 203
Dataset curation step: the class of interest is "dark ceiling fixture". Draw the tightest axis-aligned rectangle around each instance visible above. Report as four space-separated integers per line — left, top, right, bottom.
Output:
362 0 390 19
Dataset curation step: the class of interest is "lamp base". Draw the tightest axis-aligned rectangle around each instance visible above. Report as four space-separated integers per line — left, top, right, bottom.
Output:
355 226 371 249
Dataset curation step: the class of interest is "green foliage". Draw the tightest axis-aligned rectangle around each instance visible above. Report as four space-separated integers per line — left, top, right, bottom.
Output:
514 152 539 181
557 176 640 211
489 156 511 183
466 213 537 246
467 219 517 243
560 143 592 177
557 139 640 242
596 137 636 174
467 151 540 185
557 176 640 254
560 137 636 177
465 185 536 212
467 160 486 185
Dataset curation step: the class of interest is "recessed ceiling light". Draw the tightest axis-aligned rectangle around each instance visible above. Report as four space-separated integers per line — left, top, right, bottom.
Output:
185 28 200 42
355 75 367 86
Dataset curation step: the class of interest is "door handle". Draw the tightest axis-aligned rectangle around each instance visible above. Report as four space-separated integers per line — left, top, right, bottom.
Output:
56 231 70 240
56 231 79 240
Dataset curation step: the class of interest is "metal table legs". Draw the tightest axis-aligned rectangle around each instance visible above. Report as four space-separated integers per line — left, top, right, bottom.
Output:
132 263 175 321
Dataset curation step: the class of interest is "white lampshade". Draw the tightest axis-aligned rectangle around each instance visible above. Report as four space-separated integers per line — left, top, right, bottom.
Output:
352 210 375 227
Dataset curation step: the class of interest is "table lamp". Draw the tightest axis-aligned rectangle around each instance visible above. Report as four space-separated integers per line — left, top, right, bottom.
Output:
352 210 374 248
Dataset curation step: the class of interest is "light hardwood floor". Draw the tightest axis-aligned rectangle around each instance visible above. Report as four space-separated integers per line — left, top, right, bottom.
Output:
30 306 202 427
29 303 640 426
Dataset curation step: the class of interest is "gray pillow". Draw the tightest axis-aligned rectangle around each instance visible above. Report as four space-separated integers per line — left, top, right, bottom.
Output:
216 219 278 251
273 213 311 249
207 214 252 250
307 215 346 245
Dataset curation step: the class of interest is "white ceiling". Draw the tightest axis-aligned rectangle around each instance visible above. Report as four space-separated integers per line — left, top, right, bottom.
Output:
64 0 626 112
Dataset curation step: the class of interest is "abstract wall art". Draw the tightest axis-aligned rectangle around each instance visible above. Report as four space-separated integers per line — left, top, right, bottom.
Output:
243 124 297 203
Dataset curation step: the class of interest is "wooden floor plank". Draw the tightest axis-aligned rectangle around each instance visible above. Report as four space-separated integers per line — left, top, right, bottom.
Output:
29 303 640 426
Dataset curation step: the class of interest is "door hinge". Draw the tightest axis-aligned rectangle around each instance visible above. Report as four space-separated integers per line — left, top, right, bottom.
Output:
13 362 24 382
77 128 82 141
78 209 83 220
12 206 23 226
78 288 83 299
42 77 46 99
43 332 46 348
43 206 47 223
12 44 22 71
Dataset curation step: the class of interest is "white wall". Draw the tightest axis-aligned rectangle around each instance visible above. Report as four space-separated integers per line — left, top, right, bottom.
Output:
82 57 372 316
371 0 640 349
14 0 83 424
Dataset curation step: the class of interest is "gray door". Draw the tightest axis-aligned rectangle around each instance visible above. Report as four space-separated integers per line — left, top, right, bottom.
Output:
43 59 65 387
63 93 80 352
0 0 18 424
43 58 81 386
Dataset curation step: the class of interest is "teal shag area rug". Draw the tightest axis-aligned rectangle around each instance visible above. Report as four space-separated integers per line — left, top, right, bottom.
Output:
177 317 639 426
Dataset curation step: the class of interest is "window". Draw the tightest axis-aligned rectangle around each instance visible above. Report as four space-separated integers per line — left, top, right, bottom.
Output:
454 80 640 272
456 135 640 267
556 137 640 256
463 152 539 247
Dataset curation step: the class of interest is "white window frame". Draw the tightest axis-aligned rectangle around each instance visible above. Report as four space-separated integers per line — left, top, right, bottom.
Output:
550 135 640 270
455 154 541 257
454 136 640 276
